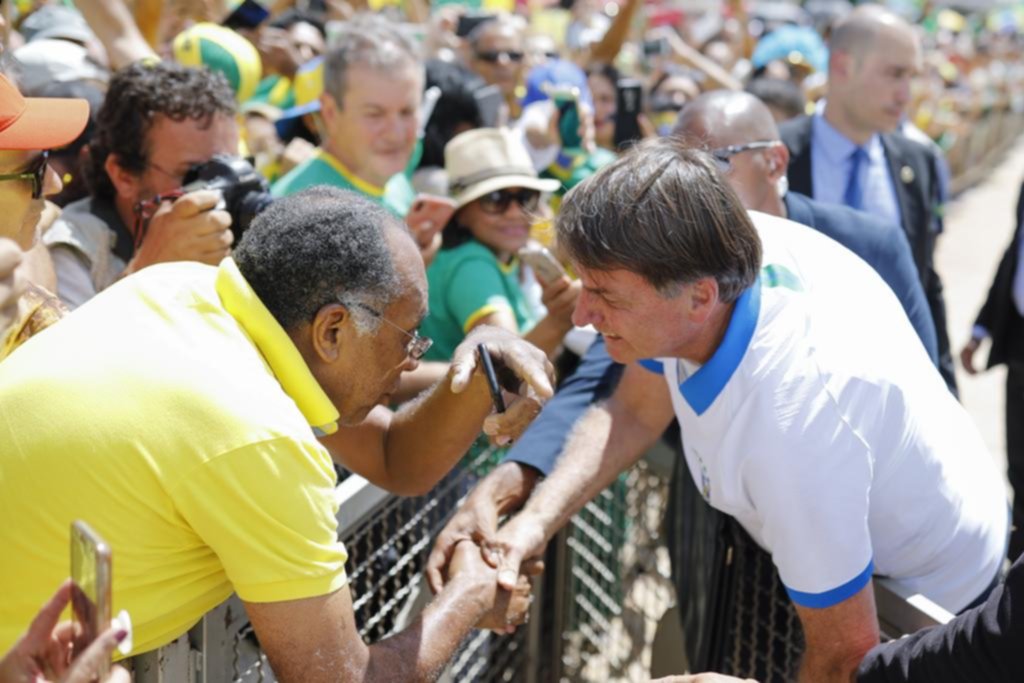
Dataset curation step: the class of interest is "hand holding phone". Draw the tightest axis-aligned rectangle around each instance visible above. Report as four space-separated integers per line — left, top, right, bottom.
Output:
406 194 455 265
477 343 507 414
71 520 112 677
518 244 567 285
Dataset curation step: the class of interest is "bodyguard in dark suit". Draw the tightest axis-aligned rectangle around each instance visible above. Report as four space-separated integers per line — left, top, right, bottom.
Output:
778 5 957 394
961 180 1024 560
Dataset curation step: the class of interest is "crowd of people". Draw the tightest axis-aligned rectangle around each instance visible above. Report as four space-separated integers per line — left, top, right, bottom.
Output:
0 0 1023 681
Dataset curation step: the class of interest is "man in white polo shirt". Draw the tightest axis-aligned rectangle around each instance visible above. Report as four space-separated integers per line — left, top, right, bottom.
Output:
459 139 1007 683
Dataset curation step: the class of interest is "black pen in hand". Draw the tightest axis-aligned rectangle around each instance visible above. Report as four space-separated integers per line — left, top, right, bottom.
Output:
476 343 506 414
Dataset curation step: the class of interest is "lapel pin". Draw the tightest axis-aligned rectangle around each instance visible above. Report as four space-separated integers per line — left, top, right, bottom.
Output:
900 165 915 184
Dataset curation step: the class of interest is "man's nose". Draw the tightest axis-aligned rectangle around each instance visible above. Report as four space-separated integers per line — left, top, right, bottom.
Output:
42 165 63 198
572 291 600 328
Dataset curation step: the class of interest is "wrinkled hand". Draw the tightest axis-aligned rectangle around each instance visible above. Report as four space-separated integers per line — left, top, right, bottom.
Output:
448 540 534 633
0 580 130 683
483 512 550 591
0 238 25 335
960 337 982 375
651 675 758 683
540 276 580 328
426 462 542 594
128 190 233 273
450 326 555 445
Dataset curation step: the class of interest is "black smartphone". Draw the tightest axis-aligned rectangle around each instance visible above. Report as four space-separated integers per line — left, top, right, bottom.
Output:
642 37 669 58
614 78 644 150
223 0 270 30
474 84 504 128
456 13 496 39
477 343 506 414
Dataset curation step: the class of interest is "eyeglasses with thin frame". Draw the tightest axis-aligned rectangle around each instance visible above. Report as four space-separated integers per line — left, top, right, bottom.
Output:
350 301 433 361
0 150 50 199
709 140 781 173
475 49 524 64
478 188 541 215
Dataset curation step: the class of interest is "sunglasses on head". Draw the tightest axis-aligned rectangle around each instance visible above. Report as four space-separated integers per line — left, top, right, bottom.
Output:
709 140 780 173
475 49 524 63
0 150 49 199
478 188 541 215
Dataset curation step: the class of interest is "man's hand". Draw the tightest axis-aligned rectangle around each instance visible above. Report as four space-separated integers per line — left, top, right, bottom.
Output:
482 512 550 591
0 239 25 335
540 276 581 328
960 337 982 375
126 190 233 274
0 580 130 683
450 326 555 445
426 461 542 594
447 540 534 633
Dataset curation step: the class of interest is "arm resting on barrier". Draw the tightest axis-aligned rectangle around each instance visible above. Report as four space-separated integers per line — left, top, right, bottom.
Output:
244 541 528 683
484 362 675 588
321 325 555 497
794 581 881 683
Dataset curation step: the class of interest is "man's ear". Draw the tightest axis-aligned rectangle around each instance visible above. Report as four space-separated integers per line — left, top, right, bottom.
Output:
104 154 140 200
687 276 720 323
310 302 349 363
767 143 790 181
318 93 338 128
830 50 852 82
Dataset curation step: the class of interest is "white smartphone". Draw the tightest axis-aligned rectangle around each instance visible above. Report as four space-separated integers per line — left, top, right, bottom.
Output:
71 520 112 677
518 244 567 284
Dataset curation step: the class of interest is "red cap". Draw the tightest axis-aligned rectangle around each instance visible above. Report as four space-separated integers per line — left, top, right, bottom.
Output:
0 73 89 150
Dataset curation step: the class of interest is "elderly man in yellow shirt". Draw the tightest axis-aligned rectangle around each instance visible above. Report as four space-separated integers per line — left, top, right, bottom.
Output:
0 186 549 681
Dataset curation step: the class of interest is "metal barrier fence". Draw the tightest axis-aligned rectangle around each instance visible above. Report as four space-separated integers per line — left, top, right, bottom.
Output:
129 440 950 683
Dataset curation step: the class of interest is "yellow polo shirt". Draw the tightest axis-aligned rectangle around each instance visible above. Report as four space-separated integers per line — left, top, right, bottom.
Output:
0 259 348 655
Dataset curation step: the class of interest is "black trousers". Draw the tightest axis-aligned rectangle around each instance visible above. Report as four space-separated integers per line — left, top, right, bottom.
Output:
1008 363 1024 560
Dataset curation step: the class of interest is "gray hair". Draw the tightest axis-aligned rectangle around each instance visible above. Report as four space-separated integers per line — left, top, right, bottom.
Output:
233 186 405 332
324 14 423 105
556 138 762 303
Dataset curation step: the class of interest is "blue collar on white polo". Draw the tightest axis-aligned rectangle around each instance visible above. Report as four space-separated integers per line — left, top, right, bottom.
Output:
679 277 761 416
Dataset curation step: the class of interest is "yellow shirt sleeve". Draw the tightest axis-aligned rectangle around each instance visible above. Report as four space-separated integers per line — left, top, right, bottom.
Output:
170 436 349 603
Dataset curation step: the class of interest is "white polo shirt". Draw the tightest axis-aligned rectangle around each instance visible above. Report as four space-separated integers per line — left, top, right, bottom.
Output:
640 212 1007 613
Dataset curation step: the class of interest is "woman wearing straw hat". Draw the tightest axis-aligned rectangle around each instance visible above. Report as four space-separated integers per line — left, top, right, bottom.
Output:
420 128 580 364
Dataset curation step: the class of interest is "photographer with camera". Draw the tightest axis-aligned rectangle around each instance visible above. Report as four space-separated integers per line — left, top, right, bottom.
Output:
45 62 247 309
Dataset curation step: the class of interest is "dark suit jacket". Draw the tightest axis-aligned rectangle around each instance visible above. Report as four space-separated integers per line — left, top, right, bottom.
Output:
976 182 1024 368
784 192 938 363
780 115 957 392
856 553 1024 682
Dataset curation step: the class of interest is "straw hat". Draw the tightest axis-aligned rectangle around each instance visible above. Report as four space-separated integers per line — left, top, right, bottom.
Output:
445 128 560 209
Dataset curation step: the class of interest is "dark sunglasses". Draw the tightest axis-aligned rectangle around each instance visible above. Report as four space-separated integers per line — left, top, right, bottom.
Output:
709 141 780 173
475 49 524 64
0 150 49 199
478 188 541 215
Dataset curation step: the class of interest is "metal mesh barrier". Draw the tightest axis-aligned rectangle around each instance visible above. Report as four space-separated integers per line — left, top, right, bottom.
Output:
717 527 804 683
558 460 674 682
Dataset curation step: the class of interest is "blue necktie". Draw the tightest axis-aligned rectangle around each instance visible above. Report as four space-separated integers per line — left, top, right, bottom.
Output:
844 146 868 211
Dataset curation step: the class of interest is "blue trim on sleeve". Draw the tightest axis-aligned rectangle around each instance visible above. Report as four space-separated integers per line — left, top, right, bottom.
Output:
637 359 665 375
678 279 761 416
785 559 874 609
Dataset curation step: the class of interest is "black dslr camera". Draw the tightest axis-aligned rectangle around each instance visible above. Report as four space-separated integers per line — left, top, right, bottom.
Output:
181 154 273 241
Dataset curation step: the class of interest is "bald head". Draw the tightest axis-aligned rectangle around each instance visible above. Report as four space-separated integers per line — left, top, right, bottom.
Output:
830 5 915 65
674 90 780 150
